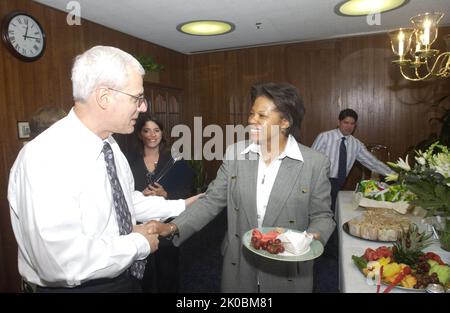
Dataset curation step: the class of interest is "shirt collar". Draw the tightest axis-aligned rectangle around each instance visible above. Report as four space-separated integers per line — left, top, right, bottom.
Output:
67 109 108 159
240 134 303 162
283 135 303 161
335 128 350 140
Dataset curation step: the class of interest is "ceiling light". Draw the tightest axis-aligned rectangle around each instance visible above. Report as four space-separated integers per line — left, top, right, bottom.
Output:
337 0 408 16
177 20 235 36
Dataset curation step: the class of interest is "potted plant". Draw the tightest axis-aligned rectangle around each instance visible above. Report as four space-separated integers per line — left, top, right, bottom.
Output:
187 159 208 193
135 55 164 83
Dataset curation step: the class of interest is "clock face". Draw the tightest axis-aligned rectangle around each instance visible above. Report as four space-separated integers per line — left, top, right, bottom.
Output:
2 12 46 61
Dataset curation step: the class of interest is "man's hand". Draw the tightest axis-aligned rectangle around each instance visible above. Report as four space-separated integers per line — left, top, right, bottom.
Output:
133 224 159 253
144 220 175 237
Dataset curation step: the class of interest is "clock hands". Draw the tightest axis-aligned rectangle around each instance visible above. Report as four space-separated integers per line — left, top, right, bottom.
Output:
22 21 40 41
23 35 40 40
22 21 29 40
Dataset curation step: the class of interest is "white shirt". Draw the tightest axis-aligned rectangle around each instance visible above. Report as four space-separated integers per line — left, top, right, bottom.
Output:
8 109 185 287
241 135 304 227
311 128 394 178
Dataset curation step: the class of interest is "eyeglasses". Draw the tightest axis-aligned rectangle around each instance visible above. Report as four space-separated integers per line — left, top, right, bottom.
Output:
108 88 148 108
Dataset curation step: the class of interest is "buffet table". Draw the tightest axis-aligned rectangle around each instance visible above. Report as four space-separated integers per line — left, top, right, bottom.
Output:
337 191 450 293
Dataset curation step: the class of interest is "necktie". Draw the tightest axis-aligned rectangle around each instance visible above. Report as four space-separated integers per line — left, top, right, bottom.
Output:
103 142 146 279
337 137 347 188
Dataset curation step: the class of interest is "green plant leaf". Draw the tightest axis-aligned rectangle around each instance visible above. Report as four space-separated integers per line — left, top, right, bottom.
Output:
135 55 164 73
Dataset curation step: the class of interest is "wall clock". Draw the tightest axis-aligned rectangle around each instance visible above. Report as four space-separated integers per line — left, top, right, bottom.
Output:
1 11 46 61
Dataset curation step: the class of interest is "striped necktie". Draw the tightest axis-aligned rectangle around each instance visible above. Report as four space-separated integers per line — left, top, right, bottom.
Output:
103 142 146 279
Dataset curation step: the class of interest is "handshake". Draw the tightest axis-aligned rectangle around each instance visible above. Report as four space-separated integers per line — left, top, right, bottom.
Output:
133 221 178 254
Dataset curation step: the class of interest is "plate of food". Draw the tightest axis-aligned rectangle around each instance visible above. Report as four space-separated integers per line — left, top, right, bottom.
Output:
242 227 323 262
354 180 413 214
343 208 411 242
343 222 396 243
351 226 450 292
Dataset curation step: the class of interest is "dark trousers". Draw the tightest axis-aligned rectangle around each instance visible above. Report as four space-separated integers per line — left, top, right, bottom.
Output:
313 178 342 292
141 237 179 293
325 177 342 257
330 178 340 213
35 271 142 293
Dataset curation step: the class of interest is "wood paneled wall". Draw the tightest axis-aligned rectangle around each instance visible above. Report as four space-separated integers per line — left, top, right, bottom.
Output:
184 29 450 187
0 0 187 292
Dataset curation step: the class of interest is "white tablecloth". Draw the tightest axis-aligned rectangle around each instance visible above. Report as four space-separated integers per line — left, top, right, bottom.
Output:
337 191 450 293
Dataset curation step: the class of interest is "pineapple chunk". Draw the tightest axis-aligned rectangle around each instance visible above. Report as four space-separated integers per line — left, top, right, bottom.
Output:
400 275 416 288
382 262 401 278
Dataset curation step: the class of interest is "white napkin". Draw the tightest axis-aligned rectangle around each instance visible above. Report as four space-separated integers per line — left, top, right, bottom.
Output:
277 231 313 255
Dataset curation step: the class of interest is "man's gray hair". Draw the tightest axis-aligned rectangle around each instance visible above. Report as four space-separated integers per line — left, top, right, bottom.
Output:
71 46 144 102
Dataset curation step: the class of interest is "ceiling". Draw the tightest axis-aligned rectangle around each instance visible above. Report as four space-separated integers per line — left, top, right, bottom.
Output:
33 0 450 54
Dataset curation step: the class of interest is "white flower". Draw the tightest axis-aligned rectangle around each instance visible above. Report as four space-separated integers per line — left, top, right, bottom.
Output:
429 153 450 179
396 155 411 171
415 156 426 165
385 173 399 182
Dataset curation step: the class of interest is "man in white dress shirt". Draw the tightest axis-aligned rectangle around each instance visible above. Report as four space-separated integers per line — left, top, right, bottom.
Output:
8 46 198 292
312 108 394 212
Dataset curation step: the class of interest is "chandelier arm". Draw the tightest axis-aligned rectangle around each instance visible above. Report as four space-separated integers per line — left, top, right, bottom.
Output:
414 66 422 79
424 57 433 73
398 52 450 81
435 53 450 78
444 54 450 77
399 66 432 81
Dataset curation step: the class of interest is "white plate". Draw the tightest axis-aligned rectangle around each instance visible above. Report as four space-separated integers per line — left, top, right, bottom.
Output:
242 227 323 262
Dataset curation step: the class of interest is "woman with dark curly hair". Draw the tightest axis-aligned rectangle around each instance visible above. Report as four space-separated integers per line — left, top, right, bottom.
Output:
128 114 194 292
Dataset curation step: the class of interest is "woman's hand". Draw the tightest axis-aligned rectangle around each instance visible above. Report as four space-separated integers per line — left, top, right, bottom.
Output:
185 193 205 206
143 182 168 198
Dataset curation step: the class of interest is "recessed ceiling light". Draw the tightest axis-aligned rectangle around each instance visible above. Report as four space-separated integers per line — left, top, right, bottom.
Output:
337 0 409 16
177 20 235 36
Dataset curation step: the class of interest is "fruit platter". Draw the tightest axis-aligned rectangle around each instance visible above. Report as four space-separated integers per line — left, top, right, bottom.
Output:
352 224 450 292
242 227 323 262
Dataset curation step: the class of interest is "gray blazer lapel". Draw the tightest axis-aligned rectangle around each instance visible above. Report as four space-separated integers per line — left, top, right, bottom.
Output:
239 152 259 228
262 157 303 226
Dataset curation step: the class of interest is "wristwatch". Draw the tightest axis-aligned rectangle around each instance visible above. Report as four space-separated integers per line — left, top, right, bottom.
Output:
166 223 179 241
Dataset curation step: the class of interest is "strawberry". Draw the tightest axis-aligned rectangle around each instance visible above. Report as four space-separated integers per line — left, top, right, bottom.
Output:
363 248 379 261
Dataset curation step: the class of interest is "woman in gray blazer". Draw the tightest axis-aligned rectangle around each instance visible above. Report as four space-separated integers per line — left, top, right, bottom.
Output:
151 82 335 292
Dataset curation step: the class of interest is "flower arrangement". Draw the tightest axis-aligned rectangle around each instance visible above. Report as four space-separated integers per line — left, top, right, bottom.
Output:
386 142 450 218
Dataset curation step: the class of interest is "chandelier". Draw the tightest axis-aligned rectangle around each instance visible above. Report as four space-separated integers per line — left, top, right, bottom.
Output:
388 12 450 81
